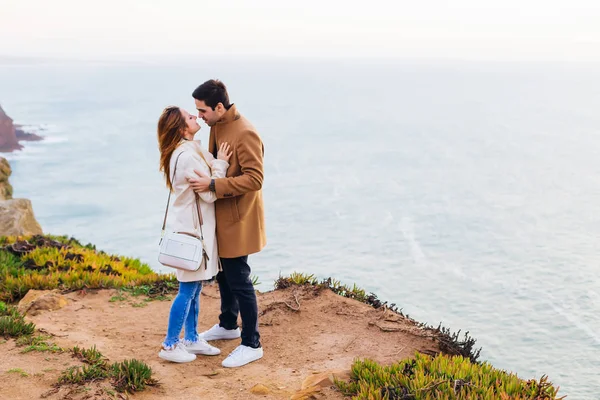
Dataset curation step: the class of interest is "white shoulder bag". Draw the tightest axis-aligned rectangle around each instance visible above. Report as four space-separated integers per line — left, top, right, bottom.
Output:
158 151 209 272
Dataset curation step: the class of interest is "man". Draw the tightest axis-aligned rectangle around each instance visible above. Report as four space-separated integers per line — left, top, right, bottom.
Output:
188 79 266 368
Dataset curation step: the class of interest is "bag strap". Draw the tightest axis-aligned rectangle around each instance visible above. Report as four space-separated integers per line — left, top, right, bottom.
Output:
195 194 210 268
161 149 208 242
161 151 185 233
194 193 205 240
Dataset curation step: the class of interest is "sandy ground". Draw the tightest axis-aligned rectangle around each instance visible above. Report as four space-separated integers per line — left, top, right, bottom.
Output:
0 284 439 400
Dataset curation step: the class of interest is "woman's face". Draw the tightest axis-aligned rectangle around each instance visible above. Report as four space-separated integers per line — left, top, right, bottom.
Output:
181 109 200 135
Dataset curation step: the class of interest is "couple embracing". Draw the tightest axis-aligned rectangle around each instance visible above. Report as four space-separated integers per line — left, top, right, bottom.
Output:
155 79 266 368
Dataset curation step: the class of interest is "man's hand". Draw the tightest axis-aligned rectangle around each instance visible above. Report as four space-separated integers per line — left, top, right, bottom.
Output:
188 169 211 192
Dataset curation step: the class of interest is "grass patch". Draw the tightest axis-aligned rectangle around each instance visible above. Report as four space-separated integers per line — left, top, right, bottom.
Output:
0 317 35 337
60 346 110 384
57 346 157 394
124 285 151 297
72 345 105 365
58 364 109 384
122 281 178 299
0 250 23 276
145 295 171 301
276 272 318 287
109 293 127 302
275 273 481 363
0 234 177 303
336 352 564 400
0 301 35 338
111 359 158 393
110 284 175 306
7 368 29 377
16 334 63 353
0 300 20 318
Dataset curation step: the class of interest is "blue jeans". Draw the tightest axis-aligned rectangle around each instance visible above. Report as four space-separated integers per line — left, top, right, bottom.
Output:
163 281 203 348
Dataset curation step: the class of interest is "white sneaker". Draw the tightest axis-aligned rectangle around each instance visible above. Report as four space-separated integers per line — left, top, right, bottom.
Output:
158 342 196 363
182 339 221 356
222 345 263 368
198 324 241 341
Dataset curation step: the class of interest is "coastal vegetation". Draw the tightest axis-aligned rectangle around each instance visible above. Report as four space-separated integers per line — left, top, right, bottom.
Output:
1 234 563 398
0 234 177 303
337 353 563 399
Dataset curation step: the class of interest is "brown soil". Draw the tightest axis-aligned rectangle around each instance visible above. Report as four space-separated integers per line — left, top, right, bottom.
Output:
0 284 439 400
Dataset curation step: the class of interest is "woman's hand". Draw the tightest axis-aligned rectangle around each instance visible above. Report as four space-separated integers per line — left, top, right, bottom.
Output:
217 142 232 162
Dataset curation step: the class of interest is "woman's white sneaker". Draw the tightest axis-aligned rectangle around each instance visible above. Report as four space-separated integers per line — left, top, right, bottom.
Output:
183 339 221 356
222 345 263 368
158 342 196 363
198 324 241 341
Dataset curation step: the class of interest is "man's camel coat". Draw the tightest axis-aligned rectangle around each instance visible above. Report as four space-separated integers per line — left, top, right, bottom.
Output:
208 105 266 258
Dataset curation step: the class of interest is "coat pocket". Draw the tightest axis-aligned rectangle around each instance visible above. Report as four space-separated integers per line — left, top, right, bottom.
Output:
235 192 258 221
220 197 240 222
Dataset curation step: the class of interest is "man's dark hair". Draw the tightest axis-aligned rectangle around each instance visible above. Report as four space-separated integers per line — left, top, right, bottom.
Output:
192 79 231 110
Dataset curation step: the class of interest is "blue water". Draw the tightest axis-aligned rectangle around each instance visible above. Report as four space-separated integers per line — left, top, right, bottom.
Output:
1 58 599 398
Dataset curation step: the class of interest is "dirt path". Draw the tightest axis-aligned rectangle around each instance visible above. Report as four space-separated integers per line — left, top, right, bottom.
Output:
0 284 438 399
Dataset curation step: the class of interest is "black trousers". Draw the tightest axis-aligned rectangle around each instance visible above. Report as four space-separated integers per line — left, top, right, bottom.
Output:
216 256 261 348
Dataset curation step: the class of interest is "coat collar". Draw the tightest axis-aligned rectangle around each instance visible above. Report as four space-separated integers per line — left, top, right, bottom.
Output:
179 138 201 148
215 104 240 125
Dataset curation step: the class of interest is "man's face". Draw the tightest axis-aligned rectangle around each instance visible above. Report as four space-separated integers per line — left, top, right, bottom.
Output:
195 99 221 127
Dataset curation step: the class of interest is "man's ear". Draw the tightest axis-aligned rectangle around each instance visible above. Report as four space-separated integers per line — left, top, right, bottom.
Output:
216 102 224 113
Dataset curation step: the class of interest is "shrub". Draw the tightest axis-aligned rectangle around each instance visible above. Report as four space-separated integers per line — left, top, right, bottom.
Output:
72 345 105 364
0 302 35 337
0 234 177 302
57 346 158 394
16 334 63 353
58 364 108 384
336 352 564 400
111 359 158 393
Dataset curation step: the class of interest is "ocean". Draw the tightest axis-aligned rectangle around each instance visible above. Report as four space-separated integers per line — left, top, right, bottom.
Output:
1 57 599 398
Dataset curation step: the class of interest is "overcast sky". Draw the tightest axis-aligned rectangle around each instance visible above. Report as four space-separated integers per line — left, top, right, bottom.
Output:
1 0 599 61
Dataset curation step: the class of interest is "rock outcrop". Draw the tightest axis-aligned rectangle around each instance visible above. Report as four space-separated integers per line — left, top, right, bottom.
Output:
0 157 42 236
0 198 43 236
17 289 69 316
0 157 12 200
0 104 21 152
0 104 42 153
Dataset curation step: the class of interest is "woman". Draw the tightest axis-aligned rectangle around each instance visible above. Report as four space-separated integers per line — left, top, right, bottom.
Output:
156 106 232 363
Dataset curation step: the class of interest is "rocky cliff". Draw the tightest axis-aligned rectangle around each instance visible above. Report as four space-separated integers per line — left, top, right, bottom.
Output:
0 104 42 153
0 157 42 236
0 157 12 200
0 105 21 152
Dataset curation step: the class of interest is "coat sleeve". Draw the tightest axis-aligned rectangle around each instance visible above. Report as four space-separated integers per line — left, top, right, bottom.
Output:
183 153 229 204
214 130 264 198
199 147 228 179
211 159 229 179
